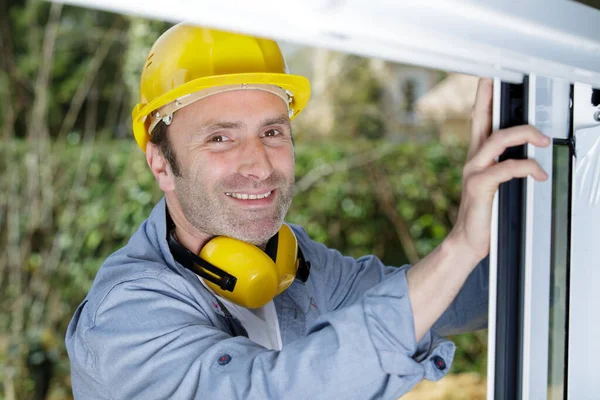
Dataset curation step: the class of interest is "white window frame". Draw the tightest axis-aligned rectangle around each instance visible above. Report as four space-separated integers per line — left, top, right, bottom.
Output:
53 0 600 87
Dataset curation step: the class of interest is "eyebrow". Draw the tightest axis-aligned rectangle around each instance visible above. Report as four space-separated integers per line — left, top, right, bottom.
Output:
203 121 243 132
201 115 290 133
261 115 291 129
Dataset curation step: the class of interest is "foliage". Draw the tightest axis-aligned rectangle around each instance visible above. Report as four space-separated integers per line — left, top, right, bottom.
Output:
0 1 170 140
0 137 483 399
0 140 161 399
329 56 386 140
290 138 466 264
0 4 485 399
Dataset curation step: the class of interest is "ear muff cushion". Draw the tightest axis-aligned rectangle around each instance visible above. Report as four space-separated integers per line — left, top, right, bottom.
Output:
201 237 280 309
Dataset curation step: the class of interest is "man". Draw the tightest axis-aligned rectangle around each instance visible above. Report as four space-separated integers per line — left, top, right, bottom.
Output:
66 24 550 399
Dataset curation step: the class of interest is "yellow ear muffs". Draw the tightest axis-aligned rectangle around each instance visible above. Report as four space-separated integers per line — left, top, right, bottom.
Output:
168 223 306 309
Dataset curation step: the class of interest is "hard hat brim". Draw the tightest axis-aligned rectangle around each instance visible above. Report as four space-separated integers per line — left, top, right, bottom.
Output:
132 73 311 152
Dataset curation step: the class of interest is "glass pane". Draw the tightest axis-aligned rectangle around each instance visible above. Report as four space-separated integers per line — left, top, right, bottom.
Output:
548 144 570 399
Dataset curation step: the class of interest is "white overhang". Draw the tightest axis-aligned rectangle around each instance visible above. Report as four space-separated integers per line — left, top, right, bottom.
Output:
53 0 600 86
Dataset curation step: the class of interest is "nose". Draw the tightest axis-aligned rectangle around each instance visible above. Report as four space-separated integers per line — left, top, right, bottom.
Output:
237 137 273 181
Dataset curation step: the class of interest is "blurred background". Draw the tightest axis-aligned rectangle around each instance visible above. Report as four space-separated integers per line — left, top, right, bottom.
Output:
0 1 487 399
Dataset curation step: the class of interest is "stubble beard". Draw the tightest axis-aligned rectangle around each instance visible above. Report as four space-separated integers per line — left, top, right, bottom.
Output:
173 169 295 246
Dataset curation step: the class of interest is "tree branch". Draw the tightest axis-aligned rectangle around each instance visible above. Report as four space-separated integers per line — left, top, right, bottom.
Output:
27 1 62 141
295 144 396 194
367 165 421 265
57 20 122 141
0 0 30 116
30 82 100 329
16 3 63 338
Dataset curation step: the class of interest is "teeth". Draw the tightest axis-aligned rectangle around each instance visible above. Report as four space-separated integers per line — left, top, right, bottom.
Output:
226 191 272 200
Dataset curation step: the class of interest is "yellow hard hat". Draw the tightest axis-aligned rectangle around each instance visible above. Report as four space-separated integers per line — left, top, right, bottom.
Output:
132 24 311 152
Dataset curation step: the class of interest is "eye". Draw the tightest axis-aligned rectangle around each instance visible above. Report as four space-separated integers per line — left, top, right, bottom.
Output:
209 134 230 143
262 129 281 138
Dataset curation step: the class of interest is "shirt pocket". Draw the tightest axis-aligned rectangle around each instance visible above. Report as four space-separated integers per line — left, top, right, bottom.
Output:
279 281 322 342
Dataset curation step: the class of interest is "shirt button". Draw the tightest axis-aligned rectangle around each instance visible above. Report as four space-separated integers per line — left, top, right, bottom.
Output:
432 355 446 371
217 354 232 365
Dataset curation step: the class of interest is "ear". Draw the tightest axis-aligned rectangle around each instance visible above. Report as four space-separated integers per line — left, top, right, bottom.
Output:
146 142 175 192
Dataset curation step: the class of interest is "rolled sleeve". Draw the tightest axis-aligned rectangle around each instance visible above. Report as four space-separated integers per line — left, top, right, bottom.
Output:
363 267 455 382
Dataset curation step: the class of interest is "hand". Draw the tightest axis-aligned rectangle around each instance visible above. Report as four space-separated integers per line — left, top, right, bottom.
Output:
447 78 550 263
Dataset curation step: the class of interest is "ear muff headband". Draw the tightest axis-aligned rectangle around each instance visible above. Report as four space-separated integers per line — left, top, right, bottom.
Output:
167 231 238 291
272 223 300 294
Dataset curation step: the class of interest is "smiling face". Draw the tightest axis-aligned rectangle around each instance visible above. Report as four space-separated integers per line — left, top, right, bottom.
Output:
158 89 296 246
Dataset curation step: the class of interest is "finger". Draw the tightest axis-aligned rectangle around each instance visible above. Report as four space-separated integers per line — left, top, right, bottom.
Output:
468 125 550 171
467 158 549 197
467 78 494 161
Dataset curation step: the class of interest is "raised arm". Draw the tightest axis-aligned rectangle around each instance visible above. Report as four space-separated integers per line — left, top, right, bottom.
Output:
407 79 550 341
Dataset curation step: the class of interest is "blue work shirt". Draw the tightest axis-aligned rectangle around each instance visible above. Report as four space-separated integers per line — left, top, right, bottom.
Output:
66 199 488 399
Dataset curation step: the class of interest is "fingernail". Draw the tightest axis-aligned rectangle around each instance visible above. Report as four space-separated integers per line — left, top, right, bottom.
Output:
543 135 551 144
